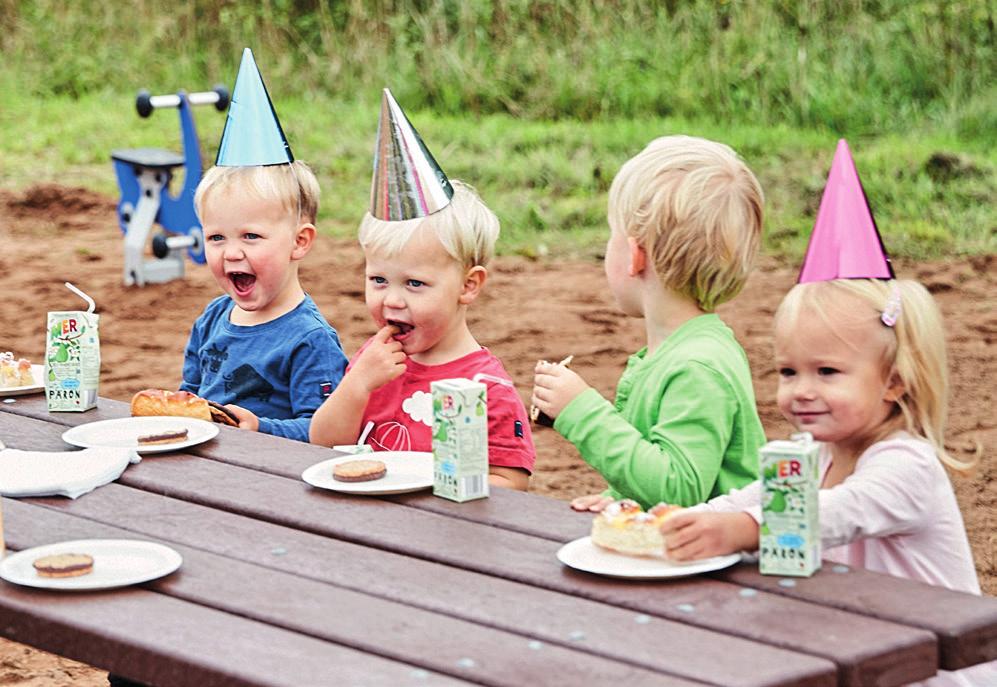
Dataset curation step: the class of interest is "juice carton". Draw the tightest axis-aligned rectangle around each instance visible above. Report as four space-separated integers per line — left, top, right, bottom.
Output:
45 283 100 412
431 378 488 502
760 432 821 576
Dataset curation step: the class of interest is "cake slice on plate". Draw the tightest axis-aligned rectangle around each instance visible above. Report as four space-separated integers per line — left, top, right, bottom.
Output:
590 499 683 558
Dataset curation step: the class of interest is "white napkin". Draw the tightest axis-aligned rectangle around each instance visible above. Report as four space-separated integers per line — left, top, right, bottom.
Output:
0 447 141 499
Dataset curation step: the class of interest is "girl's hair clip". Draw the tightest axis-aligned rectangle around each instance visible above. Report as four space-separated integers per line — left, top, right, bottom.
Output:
881 284 902 327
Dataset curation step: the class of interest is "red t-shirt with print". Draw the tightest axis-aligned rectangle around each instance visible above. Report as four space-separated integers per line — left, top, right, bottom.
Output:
348 341 535 472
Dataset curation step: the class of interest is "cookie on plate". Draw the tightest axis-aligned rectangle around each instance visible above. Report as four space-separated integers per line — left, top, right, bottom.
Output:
33 553 95 578
138 428 189 445
332 459 387 482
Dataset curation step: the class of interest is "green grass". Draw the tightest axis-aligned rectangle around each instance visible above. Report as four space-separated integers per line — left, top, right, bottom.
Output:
0 1 993 260
1 88 993 261
3 1 994 134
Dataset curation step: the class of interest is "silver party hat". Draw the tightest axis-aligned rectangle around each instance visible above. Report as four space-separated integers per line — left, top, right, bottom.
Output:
369 88 453 220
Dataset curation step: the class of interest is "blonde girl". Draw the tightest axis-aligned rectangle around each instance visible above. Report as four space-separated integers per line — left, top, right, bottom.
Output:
661 278 992 683
664 278 980 578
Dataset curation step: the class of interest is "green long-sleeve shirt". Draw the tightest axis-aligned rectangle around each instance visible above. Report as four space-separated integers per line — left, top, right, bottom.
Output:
554 314 764 509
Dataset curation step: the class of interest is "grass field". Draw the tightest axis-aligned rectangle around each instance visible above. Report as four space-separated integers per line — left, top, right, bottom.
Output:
2 90 992 260
0 1 993 259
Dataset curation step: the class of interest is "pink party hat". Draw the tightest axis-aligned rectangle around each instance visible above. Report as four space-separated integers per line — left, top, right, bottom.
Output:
798 139 894 283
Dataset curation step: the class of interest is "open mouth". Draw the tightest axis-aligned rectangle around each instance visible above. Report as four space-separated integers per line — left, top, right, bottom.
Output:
387 319 414 337
228 272 256 297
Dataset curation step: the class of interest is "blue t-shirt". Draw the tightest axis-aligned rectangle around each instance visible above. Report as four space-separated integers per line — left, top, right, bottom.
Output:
180 294 347 442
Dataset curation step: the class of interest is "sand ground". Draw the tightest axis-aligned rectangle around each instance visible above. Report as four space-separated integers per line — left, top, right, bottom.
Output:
0 184 993 685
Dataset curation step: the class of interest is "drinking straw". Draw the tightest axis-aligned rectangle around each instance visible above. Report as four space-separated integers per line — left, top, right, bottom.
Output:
64 283 96 314
357 421 375 446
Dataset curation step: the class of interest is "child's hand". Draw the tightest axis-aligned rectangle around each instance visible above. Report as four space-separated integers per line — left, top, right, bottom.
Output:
661 511 759 561
224 403 259 432
350 325 407 393
570 493 616 512
532 360 590 421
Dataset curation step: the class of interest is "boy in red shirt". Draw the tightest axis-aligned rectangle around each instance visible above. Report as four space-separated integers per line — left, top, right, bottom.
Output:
309 90 534 490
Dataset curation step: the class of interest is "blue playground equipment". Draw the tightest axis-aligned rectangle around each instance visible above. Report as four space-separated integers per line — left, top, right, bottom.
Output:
111 86 229 286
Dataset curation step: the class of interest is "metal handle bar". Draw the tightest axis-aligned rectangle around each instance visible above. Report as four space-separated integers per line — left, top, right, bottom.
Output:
136 85 230 118
152 233 200 259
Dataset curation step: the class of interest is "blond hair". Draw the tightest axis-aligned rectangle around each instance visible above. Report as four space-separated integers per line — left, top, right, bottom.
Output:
358 180 498 269
608 135 763 311
194 161 320 225
775 279 975 474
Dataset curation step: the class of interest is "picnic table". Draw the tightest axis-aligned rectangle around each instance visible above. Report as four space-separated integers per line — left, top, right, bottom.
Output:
1 395 996 687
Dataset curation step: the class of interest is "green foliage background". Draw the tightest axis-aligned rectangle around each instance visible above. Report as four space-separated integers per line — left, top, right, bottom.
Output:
1 0 994 258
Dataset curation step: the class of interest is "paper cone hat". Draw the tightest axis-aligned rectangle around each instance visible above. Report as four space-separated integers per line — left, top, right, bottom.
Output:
215 48 294 166
369 88 454 220
798 139 894 283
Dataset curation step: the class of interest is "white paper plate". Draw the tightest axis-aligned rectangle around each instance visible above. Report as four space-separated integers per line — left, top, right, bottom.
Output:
62 416 219 454
557 537 741 579
0 364 44 397
302 451 434 495
0 539 182 591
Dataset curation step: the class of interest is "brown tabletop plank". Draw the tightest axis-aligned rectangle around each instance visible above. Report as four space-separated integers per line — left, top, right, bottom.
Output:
3 433 938 687
0 569 468 687
3 501 707 687
1 397 593 542
5 494 835 687
715 564 997 671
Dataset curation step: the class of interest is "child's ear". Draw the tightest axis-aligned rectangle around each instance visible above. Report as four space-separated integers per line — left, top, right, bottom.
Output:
291 223 316 260
883 372 905 403
458 265 487 305
627 236 647 277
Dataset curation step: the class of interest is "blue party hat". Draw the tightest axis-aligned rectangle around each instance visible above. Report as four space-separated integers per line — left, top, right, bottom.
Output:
370 88 453 220
215 48 293 166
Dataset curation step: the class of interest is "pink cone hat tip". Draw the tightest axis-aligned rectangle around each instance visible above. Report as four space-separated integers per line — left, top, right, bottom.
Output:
798 139 894 283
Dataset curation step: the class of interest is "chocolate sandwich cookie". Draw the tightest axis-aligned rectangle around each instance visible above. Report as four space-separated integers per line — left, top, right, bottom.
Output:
207 400 240 427
530 406 556 428
137 428 189 445
33 553 94 578
531 354 574 427
332 459 387 482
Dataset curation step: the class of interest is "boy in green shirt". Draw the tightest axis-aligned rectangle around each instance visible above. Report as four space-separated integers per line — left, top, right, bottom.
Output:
531 135 766 510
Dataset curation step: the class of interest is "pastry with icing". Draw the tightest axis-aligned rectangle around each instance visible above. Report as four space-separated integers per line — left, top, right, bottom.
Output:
0 352 34 388
590 499 683 558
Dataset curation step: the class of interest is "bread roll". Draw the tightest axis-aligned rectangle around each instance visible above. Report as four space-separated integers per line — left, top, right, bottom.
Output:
131 389 212 421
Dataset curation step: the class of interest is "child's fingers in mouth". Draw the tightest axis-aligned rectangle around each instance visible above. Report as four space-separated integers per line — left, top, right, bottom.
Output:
386 319 414 337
